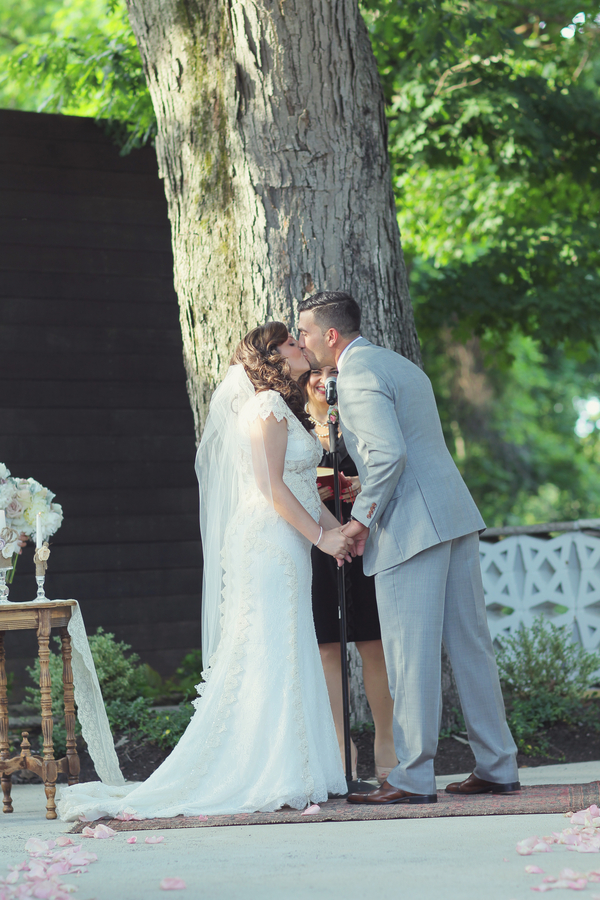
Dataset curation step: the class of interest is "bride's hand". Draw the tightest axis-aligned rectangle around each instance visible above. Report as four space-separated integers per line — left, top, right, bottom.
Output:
317 526 354 564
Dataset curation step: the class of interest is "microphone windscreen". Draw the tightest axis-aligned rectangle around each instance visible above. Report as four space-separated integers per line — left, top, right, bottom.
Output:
325 375 337 405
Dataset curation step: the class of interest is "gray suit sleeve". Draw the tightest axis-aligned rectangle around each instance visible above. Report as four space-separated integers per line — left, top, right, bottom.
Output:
338 364 406 529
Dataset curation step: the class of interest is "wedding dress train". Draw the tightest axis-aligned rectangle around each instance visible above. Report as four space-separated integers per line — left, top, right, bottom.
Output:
57 389 346 821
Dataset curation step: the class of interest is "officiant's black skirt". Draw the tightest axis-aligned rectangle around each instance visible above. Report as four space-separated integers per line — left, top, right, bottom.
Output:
310 452 381 644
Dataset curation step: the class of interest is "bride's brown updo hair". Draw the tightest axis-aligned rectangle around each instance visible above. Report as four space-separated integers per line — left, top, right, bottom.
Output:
232 322 312 432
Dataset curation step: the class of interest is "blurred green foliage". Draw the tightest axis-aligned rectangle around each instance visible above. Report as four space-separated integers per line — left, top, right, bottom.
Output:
104 696 195 750
1 0 600 523
362 0 600 354
424 332 600 524
360 0 600 523
0 0 154 152
24 629 201 756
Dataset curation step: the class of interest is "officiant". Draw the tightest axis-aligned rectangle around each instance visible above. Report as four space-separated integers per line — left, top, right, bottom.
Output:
300 366 397 784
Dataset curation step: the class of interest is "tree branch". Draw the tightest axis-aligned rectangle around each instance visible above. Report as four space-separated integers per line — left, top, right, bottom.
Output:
573 50 590 81
0 30 20 47
441 77 483 95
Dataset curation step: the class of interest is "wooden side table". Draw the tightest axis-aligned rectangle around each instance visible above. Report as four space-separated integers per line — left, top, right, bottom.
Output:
0 600 80 819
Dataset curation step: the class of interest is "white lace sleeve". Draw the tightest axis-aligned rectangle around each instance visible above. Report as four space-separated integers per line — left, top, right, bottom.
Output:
251 390 291 423
66 601 125 786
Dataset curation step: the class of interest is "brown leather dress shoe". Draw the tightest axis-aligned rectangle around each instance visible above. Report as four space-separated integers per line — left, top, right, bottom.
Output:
347 781 437 805
445 773 521 795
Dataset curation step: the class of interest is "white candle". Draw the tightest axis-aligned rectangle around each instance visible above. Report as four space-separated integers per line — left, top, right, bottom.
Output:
0 510 5 531
36 512 42 549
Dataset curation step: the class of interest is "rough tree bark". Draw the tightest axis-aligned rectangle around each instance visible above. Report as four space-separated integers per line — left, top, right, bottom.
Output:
126 0 459 730
126 0 420 432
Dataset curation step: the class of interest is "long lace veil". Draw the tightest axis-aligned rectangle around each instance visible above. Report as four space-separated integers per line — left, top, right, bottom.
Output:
195 364 271 668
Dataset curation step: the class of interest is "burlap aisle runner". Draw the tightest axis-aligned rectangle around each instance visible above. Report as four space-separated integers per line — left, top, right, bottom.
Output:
69 782 600 832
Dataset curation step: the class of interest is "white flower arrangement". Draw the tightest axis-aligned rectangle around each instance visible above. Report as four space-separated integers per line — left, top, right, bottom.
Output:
0 463 63 577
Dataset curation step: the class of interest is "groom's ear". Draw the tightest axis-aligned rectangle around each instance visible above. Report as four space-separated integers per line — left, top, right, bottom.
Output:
324 327 340 347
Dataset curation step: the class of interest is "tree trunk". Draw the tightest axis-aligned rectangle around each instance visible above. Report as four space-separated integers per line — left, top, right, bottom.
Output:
126 0 420 434
127 0 458 732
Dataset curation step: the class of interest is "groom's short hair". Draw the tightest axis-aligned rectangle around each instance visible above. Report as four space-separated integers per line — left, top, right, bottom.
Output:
298 291 361 336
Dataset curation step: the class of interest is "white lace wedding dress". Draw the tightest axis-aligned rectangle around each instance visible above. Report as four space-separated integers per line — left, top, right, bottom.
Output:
57 390 346 821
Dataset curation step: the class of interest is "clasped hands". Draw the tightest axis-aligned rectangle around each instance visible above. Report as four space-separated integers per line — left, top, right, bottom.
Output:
341 518 369 558
321 518 370 567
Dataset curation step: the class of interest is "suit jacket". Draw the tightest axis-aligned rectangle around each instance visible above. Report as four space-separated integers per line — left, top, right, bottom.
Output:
338 338 485 576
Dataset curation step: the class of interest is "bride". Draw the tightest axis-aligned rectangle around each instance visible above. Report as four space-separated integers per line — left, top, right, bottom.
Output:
57 322 351 821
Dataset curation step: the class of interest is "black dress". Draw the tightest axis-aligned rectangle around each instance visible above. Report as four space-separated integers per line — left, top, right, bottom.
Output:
311 436 381 644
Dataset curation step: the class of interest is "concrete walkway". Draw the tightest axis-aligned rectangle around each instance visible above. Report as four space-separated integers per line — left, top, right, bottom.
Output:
1 762 598 900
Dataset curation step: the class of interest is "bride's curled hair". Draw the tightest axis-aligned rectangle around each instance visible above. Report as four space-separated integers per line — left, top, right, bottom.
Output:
232 322 312 432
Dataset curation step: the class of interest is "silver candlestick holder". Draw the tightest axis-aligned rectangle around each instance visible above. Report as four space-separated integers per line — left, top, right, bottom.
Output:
35 574 47 601
33 542 51 601
0 527 16 604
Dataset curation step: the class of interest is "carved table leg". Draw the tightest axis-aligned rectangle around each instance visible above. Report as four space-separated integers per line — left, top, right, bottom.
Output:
60 627 80 786
0 631 13 813
37 610 57 819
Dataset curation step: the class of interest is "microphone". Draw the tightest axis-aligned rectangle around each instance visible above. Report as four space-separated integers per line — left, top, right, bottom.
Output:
325 374 338 406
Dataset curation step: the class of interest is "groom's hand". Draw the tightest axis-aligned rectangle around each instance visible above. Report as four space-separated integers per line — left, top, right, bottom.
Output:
341 519 369 556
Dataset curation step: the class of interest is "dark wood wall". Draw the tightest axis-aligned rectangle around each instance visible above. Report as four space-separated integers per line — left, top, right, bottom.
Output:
0 109 201 699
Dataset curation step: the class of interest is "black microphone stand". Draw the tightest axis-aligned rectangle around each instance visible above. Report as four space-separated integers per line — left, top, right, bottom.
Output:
327 381 372 794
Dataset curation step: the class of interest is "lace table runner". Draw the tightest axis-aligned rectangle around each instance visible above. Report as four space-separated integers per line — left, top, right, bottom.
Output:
63 600 125 786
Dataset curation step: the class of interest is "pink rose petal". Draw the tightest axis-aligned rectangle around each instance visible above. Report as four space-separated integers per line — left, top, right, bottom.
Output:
24 838 53 854
93 824 117 839
26 862 48 880
197 815 208 821
127 837 137 844
67 852 97 866
47 862 72 876
32 884 58 899
81 823 116 839
517 837 539 856
571 813 589 826
526 866 545 874
301 804 321 816
145 835 165 844
160 878 186 890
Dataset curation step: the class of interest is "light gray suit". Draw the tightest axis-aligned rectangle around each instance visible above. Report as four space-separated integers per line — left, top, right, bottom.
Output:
338 338 518 794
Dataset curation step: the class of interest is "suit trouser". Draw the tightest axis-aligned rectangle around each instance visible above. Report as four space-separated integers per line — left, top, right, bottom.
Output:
374 532 518 795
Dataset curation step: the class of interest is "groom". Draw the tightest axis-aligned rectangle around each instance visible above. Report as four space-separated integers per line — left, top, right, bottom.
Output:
297 291 519 805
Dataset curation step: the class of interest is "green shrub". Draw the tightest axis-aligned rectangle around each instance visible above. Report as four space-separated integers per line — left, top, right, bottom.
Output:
85 628 148 703
24 632 199 756
25 628 152 757
25 627 148 712
496 616 600 754
104 696 153 734
139 704 195 750
172 649 203 701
